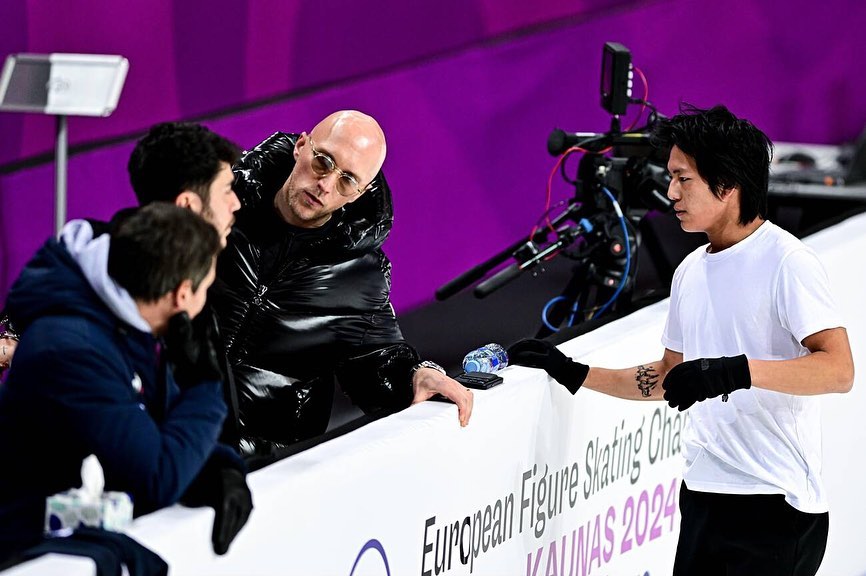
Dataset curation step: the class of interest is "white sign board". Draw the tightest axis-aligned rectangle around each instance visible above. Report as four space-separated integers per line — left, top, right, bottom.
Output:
0 53 128 117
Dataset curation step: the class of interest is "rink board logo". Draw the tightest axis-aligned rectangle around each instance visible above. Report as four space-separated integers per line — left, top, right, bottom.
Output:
349 538 391 576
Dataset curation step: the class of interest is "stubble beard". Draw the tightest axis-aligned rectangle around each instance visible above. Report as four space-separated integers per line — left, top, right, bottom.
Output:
199 203 233 247
281 174 330 228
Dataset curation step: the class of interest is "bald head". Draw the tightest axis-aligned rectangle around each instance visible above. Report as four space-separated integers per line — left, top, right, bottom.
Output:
309 110 386 185
276 110 387 228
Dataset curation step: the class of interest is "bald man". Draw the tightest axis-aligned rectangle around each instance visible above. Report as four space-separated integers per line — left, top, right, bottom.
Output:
211 111 472 459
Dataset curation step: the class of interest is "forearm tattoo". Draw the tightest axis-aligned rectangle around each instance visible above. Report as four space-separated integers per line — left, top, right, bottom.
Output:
635 365 659 397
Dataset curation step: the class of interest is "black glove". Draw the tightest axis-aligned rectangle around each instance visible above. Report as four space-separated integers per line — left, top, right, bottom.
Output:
211 468 253 555
164 312 223 386
662 355 751 411
507 338 589 394
182 462 253 556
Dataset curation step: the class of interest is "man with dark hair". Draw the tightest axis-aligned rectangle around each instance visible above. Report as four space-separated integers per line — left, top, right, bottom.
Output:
124 121 247 447
0 204 251 564
107 206 218 302
127 121 242 246
0 122 242 373
211 110 474 458
509 105 853 575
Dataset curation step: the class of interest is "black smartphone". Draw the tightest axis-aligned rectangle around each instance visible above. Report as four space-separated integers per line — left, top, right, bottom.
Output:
455 371 504 390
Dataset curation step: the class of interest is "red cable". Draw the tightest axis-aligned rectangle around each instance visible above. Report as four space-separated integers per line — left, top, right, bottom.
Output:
530 144 611 242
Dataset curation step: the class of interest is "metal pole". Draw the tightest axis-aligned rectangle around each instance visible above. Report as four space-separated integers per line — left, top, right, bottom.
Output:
55 114 68 237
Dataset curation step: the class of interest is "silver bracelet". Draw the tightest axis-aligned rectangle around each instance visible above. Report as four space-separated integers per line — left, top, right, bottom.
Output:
410 360 446 380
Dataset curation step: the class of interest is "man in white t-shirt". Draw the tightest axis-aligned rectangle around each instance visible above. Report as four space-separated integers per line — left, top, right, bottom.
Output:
509 105 854 575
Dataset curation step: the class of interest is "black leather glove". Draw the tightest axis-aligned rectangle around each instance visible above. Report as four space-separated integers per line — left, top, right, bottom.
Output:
662 355 751 411
164 312 223 386
211 468 253 555
182 462 253 556
507 338 589 394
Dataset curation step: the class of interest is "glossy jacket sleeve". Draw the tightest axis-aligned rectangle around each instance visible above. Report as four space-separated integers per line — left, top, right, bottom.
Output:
335 342 420 412
232 132 296 210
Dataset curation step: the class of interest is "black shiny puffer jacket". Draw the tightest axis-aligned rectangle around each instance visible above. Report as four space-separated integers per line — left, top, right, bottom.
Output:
210 133 419 457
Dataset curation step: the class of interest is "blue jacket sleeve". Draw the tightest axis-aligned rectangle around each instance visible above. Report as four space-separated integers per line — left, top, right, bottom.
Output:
19 324 227 515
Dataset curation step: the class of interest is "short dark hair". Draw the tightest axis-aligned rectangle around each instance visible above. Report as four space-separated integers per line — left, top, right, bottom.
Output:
108 204 221 302
127 122 241 206
651 104 773 224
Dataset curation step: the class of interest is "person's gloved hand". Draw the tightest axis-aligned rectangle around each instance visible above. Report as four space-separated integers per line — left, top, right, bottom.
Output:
662 355 751 411
210 468 253 555
164 312 222 386
182 460 253 556
507 338 589 394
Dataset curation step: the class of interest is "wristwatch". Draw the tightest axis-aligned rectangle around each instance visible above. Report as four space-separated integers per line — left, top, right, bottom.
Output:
410 360 446 380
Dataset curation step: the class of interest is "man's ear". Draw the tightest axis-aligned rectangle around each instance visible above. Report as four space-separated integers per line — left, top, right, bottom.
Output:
175 191 204 214
293 132 308 161
169 279 195 313
720 188 733 200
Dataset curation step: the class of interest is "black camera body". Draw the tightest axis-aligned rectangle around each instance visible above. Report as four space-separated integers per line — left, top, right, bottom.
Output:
436 41 673 332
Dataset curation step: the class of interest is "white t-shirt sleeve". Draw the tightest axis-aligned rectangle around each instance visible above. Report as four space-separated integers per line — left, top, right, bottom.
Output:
661 265 684 353
776 247 844 343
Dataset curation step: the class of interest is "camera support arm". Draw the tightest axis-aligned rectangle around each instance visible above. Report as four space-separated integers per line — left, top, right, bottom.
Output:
435 201 584 301
473 219 592 298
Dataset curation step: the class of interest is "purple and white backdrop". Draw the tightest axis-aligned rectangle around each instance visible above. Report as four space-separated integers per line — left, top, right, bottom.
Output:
1 0 864 311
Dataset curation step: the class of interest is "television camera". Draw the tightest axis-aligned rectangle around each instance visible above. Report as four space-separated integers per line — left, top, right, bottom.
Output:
435 42 673 336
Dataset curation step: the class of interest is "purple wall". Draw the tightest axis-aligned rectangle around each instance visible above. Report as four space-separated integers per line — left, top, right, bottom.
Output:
0 0 618 166
2 0 865 311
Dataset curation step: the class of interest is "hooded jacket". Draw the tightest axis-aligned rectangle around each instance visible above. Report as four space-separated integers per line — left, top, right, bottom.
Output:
210 133 420 456
0 221 230 560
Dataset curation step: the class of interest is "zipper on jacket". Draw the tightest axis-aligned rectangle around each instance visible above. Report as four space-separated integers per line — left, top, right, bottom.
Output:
225 284 266 356
252 284 268 306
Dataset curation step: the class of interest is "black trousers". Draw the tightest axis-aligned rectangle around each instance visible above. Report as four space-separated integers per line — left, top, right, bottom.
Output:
673 482 829 576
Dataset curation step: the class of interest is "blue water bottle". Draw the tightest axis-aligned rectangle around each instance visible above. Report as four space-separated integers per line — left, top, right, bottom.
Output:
462 343 509 373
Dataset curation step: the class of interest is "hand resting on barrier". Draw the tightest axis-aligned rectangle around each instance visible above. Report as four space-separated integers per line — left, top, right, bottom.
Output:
411 368 474 427
181 448 253 556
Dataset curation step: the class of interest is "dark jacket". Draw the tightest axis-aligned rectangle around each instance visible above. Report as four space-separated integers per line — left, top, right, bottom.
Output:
210 133 419 456
0 222 233 561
